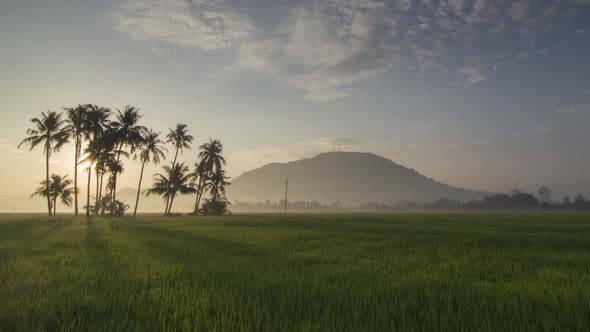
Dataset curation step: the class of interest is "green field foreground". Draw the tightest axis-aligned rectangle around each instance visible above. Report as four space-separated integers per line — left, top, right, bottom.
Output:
1 213 590 331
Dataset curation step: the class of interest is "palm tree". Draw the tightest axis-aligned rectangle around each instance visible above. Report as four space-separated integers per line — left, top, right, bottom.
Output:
146 163 196 215
165 123 193 213
80 139 105 217
192 138 226 214
86 105 111 138
85 105 112 212
166 123 194 167
109 106 146 207
208 169 231 204
133 130 167 217
19 111 69 216
31 174 75 216
63 104 91 216
200 170 231 215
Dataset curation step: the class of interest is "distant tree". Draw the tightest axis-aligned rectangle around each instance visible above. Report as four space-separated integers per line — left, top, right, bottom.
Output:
510 193 538 208
146 163 196 215
19 111 69 216
31 174 75 216
63 104 91 216
484 194 512 209
574 194 590 209
133 130 167 217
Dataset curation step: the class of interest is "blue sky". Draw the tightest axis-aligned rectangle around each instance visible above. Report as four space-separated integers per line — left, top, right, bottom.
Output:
1 0 590 203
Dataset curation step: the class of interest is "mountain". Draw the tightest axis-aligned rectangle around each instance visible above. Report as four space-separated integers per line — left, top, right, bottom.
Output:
229 152 490 205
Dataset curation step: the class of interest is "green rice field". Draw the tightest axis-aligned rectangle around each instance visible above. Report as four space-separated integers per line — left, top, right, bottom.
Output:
1 213 590 331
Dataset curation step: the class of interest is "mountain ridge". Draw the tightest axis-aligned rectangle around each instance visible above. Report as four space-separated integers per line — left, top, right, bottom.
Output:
229 152 490 205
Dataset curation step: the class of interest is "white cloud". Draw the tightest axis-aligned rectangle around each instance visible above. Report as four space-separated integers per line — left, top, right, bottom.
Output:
556 104 590 114
113 0 590 101
113 0 254 51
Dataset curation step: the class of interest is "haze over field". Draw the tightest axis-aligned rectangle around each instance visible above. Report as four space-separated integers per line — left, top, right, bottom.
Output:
1 1 590 211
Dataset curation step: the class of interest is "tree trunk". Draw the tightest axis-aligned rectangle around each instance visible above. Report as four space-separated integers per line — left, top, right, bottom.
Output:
95 170 100 215
46 149 52 217
193 179 203 216
111 141 123 208
86 165 92 217
53 197 57 216
167 195 176 215
133 160 146 217
74 136 79 216
97 171 104 216
164 147 180 215
193 177 205 215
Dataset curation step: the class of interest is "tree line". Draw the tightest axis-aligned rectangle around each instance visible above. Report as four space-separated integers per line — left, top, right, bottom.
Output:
232 193 590 212
19 105 230 217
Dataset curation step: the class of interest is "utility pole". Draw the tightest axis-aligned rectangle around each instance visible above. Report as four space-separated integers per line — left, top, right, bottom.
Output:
284 177 288 219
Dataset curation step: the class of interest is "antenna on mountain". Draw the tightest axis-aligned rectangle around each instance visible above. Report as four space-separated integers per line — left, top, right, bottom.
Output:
283 177 288 220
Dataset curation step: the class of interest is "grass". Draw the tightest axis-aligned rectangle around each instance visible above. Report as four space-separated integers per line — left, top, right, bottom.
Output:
1 213 590 331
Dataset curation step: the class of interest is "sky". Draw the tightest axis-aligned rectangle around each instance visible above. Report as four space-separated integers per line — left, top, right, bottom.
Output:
1 0 590 210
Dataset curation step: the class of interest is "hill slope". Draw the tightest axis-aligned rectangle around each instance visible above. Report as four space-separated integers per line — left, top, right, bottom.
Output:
229 152 489 205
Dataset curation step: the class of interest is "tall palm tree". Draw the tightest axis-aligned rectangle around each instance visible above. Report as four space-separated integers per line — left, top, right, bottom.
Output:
86 105 111 138
80 139 106 217
85 105 112 213
63 104 91 216
109 106 146 207
192 138 226 214
92 135 117 215
31 174 75 216
146 163 196 215
165 123 193 213
19 111 69 216
133 130 167 217
166 123 193 167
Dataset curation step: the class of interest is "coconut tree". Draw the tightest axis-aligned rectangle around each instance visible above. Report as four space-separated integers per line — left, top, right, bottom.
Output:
19 111 69 216
146 163 196 215
63 104 91 216
164 123 193 213
207 169 231 205
108 106 146 207
85 105 112 211
133 130 167 217
192 138 226 214
80 138 106 217
31 174 75 216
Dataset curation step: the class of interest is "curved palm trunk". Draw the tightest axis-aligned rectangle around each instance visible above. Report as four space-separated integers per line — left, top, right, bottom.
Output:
111 141 124 209
133 160 147 217
46 149 52 216
73 136 79 216
97 171 104 216
53 197 57 216
86 166 92 217
94 169 100 215
165 147 180 215
193 177 206 215
167 194 176 215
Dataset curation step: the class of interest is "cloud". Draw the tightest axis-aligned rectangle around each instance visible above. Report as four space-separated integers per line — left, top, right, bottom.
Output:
556 104 590 114
113 0 254 51
113 0 590 100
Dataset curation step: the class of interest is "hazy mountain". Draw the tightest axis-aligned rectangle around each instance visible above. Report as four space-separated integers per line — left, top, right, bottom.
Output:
229 152 490 205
